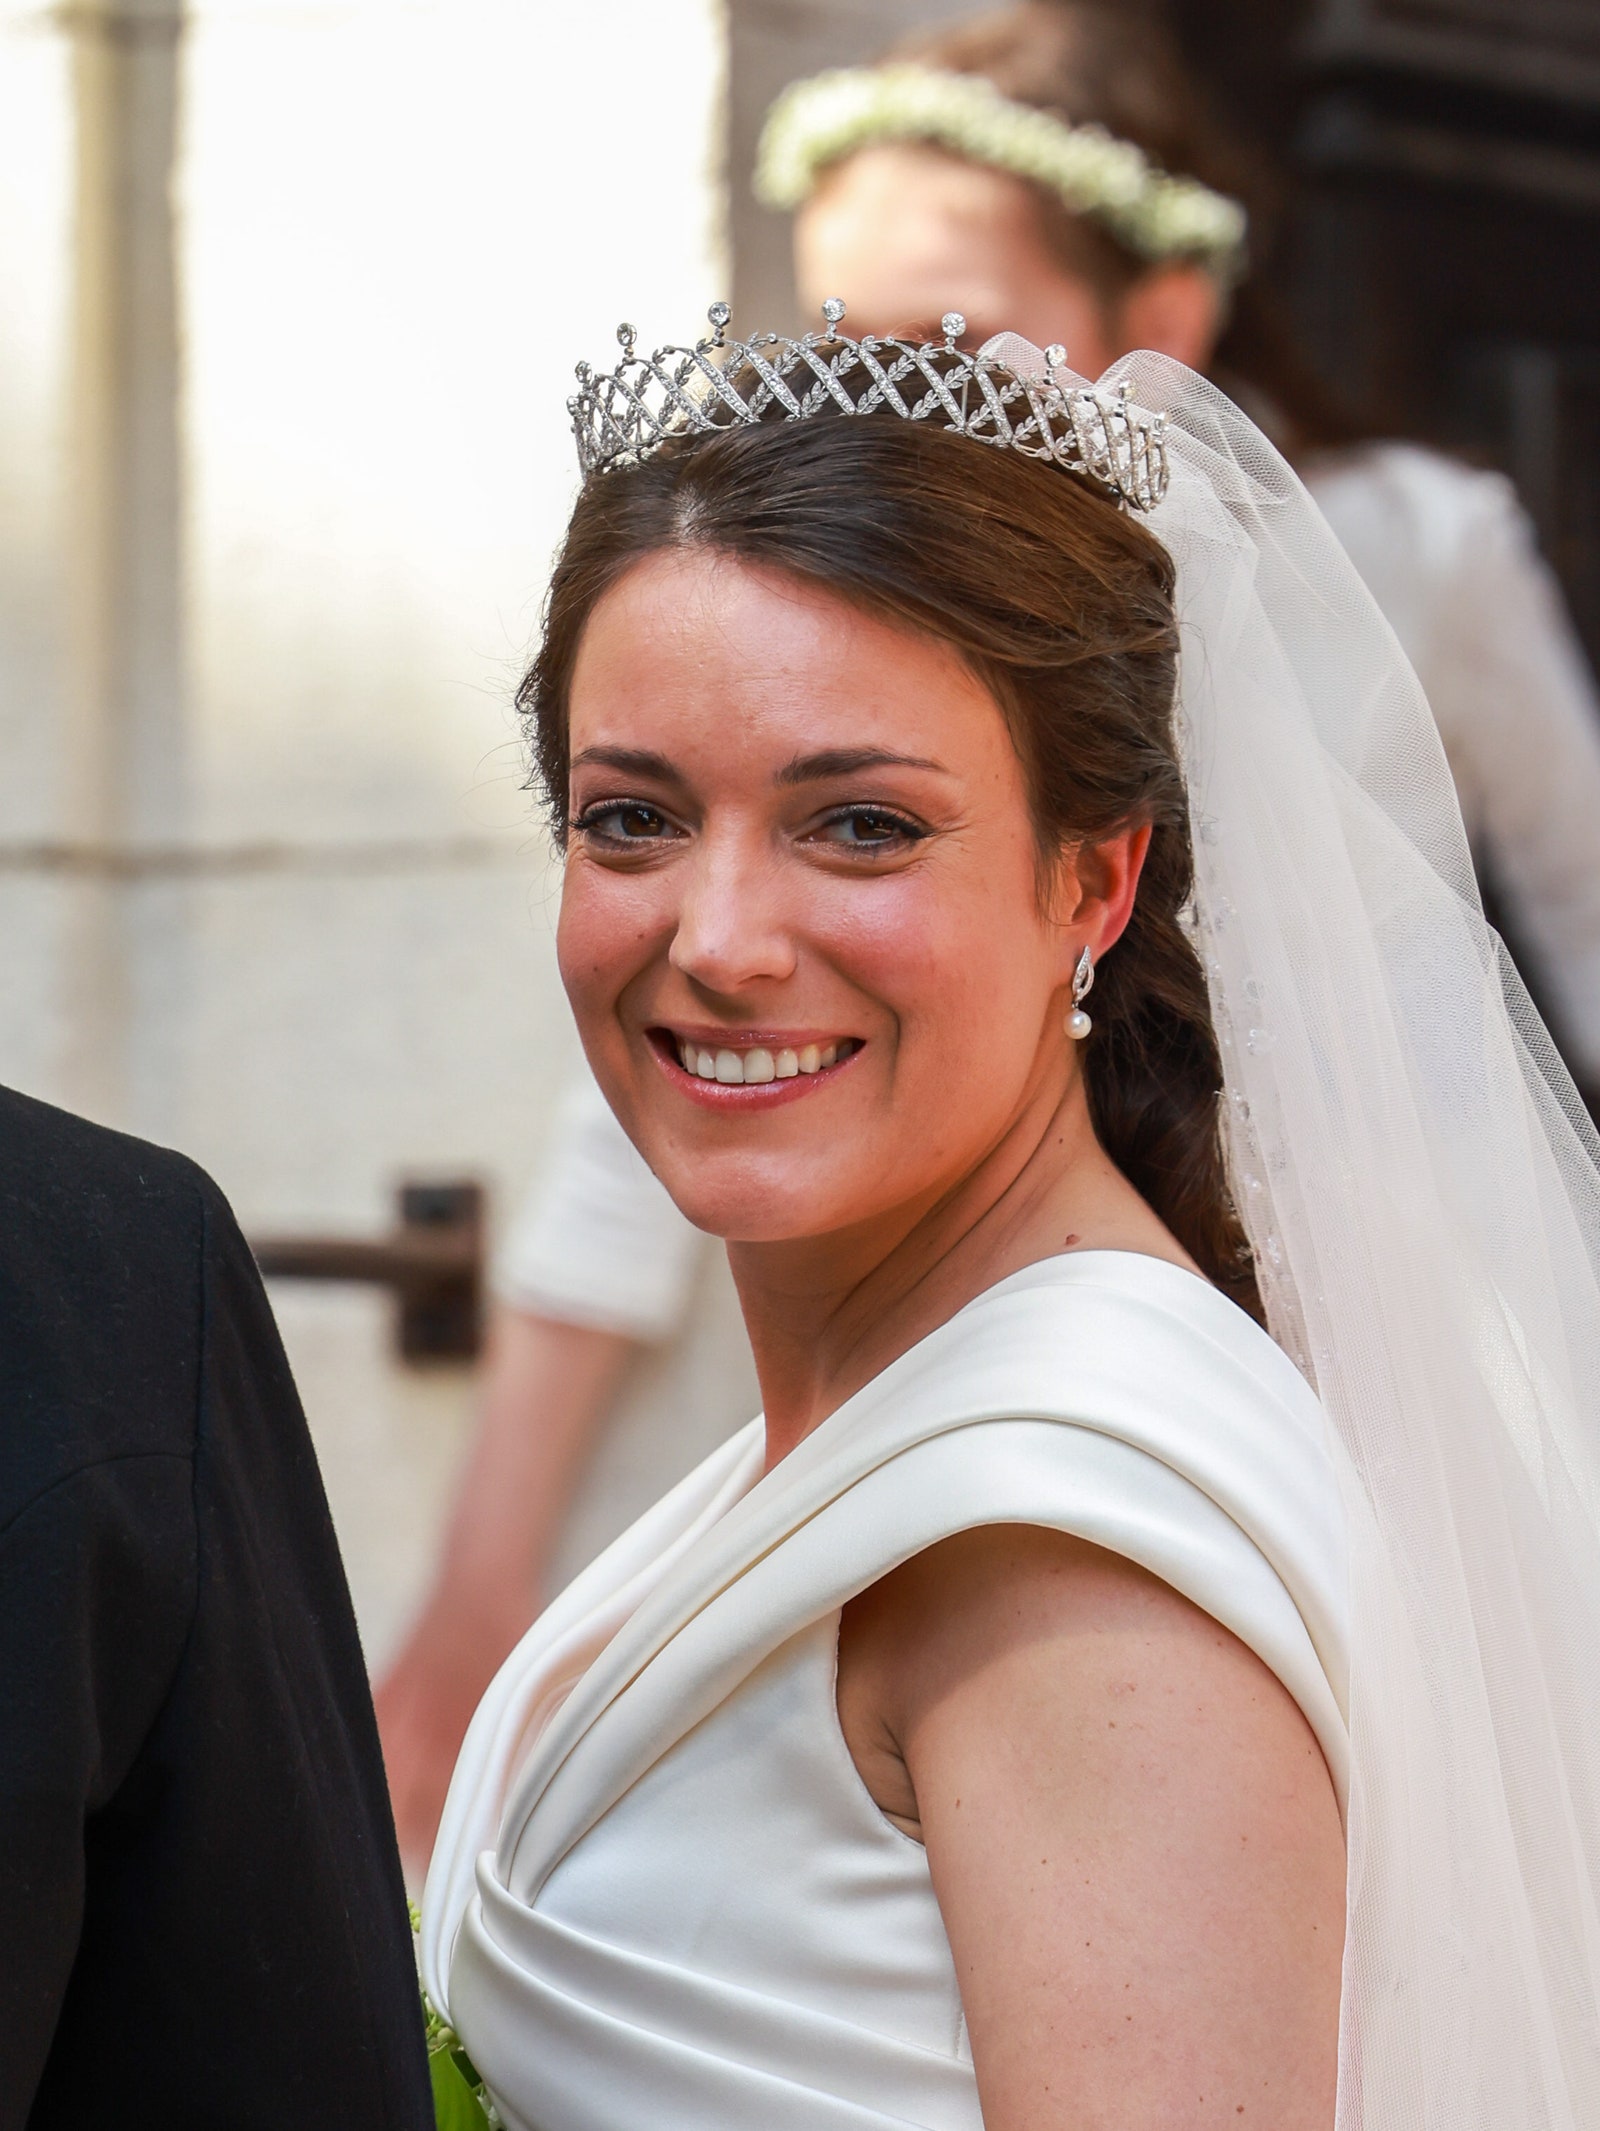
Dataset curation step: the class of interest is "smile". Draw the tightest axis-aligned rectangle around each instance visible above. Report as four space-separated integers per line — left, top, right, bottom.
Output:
647 1029 864 1098
672 1036 861 1084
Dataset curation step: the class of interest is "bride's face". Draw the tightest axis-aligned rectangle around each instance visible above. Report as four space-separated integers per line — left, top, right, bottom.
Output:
558 549 1092 1245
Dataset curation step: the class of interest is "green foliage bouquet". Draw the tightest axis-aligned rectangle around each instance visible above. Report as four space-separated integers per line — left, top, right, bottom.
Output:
411 1903 500 2129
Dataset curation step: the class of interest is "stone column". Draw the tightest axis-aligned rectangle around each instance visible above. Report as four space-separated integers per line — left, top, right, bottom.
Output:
63 0 186 1122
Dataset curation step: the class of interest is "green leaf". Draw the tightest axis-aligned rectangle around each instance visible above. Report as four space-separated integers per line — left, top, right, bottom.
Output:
451 2042 486 2091
430 2047 493 2131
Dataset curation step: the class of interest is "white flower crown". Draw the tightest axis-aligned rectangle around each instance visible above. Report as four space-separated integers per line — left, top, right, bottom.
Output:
755 64 1248 285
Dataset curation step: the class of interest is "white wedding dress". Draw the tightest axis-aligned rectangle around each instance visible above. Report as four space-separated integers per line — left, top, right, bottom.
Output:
427 347 1600 2130
426 1253 1349 2130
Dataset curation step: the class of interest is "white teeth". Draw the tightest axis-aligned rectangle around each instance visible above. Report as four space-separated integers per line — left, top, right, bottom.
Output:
677 1038 853 1083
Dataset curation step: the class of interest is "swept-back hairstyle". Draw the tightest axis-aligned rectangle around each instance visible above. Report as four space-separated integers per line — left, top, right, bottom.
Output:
522 401 1262 1318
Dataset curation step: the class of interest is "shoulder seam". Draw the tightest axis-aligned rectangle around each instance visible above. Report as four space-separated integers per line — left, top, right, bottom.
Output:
0 1448 194 1549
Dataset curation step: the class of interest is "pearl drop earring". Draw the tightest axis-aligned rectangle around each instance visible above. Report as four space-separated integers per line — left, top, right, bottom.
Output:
1066 947 1095 1040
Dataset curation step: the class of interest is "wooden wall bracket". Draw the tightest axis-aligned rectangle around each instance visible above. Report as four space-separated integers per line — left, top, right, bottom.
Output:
252 1180 485 1362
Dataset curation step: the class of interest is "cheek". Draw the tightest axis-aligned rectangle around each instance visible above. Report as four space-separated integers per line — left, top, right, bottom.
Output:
555 860 666 1024
823 852 1056 1050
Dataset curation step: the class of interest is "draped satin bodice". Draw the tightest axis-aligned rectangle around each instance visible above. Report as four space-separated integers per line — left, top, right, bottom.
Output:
426 1254 1350 2131
454 1615 982 2129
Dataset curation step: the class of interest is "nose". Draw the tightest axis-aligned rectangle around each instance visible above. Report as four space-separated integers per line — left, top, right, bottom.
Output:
668 828 798 996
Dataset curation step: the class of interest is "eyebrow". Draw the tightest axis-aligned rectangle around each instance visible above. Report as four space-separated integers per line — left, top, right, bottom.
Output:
569 745 683 783
569 744 951 787
775 746 950 785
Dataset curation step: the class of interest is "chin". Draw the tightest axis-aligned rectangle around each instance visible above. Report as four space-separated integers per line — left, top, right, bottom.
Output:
653 1157 853 1246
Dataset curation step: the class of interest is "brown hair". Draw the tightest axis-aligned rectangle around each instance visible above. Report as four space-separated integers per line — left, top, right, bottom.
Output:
886 3 1367 450
521 404 1262 1318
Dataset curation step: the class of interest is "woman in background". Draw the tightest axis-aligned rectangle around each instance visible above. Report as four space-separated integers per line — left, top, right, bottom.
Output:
378 0 1600 1874
771 1 1600 1055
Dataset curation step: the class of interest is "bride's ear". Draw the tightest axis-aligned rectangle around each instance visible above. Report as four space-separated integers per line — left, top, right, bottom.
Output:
1050 822 1153 968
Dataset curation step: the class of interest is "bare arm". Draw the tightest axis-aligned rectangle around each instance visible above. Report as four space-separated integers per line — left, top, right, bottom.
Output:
374 1302 634 1873
839 1526 1344 2130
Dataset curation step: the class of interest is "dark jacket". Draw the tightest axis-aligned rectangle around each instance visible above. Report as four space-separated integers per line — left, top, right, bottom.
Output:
0 1086 433 2128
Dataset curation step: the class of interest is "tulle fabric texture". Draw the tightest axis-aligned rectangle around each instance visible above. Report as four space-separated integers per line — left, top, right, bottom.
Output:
990 340 1600 2129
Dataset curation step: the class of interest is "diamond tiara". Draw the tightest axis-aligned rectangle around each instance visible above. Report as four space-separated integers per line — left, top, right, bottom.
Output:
568 300 1169 513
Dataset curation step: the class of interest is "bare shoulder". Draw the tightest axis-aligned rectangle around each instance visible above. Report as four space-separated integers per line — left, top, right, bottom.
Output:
845 1519 1215 1679
838 1526 1344 2129
838 1524 1295 1824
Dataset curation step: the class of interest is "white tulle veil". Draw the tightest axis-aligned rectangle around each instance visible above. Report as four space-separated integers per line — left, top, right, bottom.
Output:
988 340 1600 2129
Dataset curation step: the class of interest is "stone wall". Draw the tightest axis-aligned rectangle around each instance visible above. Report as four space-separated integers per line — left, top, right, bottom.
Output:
0 0 726 1666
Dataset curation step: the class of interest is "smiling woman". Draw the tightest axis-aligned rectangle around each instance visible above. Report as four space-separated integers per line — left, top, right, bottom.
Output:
563 549 1095 1269
423 319 1600 2131
534 409 1259 1343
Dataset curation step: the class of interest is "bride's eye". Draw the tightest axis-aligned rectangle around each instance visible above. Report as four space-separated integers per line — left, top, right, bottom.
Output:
573 800 679 847
808 805 927 850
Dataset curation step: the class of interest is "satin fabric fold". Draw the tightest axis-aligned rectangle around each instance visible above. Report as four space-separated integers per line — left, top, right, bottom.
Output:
454 1863 982 2131
426 1253 1350 2128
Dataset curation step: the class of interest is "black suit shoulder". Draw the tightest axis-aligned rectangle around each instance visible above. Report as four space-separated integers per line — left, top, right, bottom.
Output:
0 1088 433 2128
0 1086 224 1520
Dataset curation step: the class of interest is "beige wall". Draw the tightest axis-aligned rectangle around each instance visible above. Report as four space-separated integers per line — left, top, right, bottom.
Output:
0 0 727 1666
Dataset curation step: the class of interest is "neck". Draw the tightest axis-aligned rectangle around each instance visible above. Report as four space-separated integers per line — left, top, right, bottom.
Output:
728 1064 1175 1474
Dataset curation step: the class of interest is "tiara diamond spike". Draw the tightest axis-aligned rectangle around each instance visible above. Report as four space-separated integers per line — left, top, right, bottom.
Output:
567 308 1170 511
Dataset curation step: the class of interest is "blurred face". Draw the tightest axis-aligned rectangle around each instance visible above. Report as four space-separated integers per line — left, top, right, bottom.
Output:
795 142 1221 379
556 550 1090 1246
796 142 1121 373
